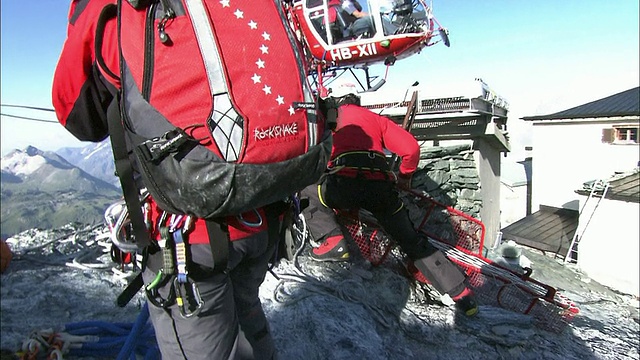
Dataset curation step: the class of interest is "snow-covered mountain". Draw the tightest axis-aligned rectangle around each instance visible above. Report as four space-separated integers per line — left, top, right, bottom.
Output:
2 146 74 176
0 146 121 238
56 139 120 188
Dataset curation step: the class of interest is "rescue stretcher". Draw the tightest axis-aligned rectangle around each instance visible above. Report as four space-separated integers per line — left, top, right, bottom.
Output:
335 189 579 333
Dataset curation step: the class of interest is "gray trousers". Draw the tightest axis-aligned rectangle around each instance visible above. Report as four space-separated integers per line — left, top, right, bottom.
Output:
144 231 277 359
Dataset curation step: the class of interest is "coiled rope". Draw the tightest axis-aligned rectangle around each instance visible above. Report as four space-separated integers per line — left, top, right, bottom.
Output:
18 303 159 360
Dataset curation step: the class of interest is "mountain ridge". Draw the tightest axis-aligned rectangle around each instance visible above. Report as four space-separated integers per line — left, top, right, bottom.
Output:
1 144 121 238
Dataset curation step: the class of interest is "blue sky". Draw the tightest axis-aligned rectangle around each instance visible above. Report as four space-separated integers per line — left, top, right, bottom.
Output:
1 0 639 158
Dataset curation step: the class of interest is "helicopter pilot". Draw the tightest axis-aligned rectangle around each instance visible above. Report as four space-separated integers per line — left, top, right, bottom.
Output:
328 0 375 43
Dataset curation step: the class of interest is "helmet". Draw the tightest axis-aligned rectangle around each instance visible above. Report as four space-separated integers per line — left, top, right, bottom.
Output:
328 82 359 98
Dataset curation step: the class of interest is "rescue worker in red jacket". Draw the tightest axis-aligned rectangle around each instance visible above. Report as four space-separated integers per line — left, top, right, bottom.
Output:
52 0 277 358
310 82 478 316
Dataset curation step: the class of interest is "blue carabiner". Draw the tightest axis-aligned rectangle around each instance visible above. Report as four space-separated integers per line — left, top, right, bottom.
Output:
237 209 263 228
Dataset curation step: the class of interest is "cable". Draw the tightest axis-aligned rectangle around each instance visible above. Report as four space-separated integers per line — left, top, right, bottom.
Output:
1 104 55 112
0 103 58 123
0 113 58 123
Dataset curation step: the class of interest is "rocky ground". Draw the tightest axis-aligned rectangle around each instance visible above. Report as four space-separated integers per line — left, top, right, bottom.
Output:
1 224 638 359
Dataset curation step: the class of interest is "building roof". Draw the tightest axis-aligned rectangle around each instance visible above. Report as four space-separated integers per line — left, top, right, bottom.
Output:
501 158 531 187
522 87 640 121
500 205 578 259
576 170 640 203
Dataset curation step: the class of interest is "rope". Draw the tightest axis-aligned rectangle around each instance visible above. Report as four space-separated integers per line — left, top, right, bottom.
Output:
116 302 157 360
18 304 158 360
270 213 398 328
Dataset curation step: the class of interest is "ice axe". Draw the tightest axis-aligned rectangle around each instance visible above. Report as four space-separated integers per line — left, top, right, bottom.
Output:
389 89 419 172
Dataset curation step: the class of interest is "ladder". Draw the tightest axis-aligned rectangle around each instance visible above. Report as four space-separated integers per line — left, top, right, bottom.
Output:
564 179 610 263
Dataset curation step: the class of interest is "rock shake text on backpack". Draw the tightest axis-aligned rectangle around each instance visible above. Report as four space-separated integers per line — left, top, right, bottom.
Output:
53 0 331 359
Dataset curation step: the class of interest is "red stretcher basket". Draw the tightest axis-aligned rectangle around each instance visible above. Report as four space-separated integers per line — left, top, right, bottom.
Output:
336 189 579 333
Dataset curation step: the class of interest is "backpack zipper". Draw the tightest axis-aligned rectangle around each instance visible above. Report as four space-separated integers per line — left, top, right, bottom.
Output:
141 2 162 100
142 1 175 100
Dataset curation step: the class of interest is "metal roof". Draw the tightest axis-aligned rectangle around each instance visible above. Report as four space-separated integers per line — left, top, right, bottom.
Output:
500 205 578 259
522 87 640 121
576 171 640 203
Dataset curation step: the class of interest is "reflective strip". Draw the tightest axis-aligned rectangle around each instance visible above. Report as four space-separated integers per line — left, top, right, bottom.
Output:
185 0 243 161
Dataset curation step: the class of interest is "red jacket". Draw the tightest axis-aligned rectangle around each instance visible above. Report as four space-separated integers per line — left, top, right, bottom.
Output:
52 0 267 244
333 104 420 177
52 0 120 142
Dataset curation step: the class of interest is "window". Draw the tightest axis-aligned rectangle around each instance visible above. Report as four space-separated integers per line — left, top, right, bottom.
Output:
602 126 639 144
616 127 638 142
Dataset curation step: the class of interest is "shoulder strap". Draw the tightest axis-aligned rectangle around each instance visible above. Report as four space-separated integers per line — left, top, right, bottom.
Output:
95 3 119 81
97 2 152 251
107 97 153 251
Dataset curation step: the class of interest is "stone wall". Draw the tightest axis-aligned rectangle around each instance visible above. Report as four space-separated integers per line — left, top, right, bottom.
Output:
410 143 482 219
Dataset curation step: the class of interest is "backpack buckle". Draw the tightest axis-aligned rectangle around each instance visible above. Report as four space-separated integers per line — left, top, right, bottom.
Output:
138 129 192 163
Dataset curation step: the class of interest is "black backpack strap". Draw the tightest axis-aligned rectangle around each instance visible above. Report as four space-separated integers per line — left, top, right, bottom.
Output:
97 1 151 251
116 272 144 307
265 201 289 266
107 98 152 251
205 219 229 273
318 97 338 131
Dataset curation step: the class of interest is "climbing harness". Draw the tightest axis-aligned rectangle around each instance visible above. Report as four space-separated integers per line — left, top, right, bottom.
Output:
327 150 397 181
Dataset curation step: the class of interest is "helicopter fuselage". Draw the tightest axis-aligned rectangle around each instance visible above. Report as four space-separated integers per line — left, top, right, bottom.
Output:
289 0 446 68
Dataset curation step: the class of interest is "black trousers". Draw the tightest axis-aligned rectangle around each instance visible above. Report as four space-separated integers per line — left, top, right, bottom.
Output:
319 175 437 260
319 174 467 297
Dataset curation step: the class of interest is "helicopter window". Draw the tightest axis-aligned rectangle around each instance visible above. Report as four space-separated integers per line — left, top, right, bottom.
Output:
393 0 413 16
326 0 348 43
379 0 428 35
309 10 330 44
329 0 376 43
306 0 324 8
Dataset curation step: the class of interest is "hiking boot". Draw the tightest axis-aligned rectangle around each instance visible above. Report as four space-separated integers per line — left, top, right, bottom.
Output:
452 289 479 317
310 235 350 262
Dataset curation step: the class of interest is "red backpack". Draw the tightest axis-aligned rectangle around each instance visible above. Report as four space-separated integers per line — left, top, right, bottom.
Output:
53 0 331 305
100 0 331 221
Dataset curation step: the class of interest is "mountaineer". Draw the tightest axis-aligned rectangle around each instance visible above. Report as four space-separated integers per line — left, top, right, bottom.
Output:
308 82 479 316
52 0 331 358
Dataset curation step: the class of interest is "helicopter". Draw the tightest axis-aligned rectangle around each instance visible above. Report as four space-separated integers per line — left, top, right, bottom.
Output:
285 0 450 93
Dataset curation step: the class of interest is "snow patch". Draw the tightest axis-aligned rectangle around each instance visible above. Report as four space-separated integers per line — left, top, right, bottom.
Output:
0 150 47 176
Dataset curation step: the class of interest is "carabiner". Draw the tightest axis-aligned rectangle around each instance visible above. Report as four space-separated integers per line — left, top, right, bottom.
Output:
169 214 184 232
237 209 263 228
173 277 204 318
156 211 169 233
145 275 176 309
183 215 195 233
